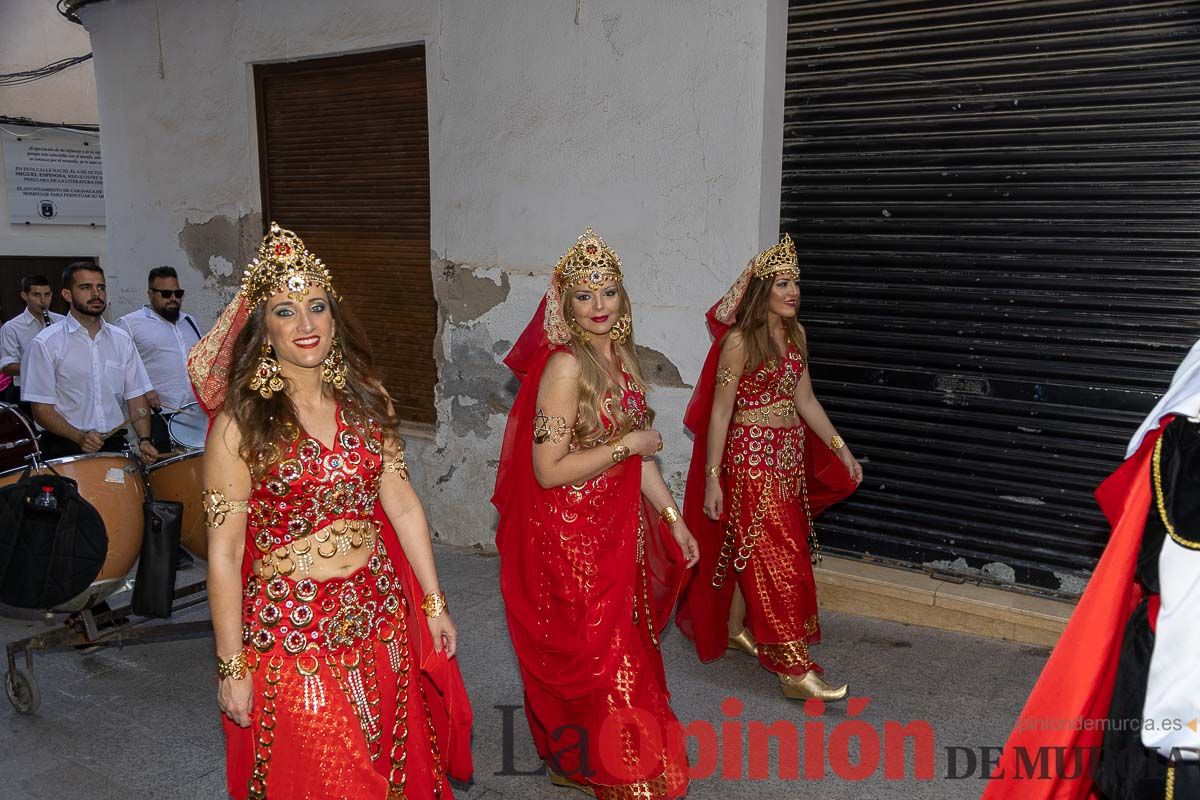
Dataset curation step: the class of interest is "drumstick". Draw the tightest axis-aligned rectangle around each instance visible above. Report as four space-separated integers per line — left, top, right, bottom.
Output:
99 406 153 440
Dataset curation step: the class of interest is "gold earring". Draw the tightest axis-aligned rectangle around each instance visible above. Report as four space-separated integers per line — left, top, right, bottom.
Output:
609 313 632 344
567 318 592 344
321 335 348 390
250 341 285 399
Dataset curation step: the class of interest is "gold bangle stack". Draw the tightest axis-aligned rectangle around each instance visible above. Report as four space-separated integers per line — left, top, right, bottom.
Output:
659 506 681 525
829 434 846 451
422 591 448 619
610 438 631 463
705 464 722 478
217 651 249 681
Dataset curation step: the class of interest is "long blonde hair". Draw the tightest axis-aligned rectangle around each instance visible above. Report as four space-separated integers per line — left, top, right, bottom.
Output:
733 275 808 371
560 284 654 446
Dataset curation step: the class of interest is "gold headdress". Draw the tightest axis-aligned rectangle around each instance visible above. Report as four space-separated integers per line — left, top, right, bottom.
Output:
554 226 623 291
711 233 801 327
242 223 335 305
752 233 799 280
188 222 336 413
543 226 625 345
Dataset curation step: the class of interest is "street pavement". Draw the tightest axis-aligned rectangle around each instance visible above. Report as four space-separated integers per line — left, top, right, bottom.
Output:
0 546 1049 799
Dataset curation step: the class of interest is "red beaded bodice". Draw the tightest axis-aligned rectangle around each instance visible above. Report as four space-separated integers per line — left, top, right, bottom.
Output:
246 404 384 556
734 347 803 411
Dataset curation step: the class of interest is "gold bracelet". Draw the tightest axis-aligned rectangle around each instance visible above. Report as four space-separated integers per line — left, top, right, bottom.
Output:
829 434 846 451
610 438 630 463
705 464 722 478
422 591 448 619
217 651 248 681
659 506 681 525
202 489 249 528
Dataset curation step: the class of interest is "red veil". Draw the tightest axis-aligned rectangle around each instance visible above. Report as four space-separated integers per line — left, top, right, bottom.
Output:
491 297 687 770
674 274 858 663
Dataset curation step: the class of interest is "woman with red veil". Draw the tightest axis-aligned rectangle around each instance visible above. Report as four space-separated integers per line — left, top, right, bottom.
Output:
188 223 472 799
676 233 862 701
493 226 697 798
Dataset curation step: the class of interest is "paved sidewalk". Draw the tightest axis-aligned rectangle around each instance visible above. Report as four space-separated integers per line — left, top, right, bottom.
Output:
1 547 1050 799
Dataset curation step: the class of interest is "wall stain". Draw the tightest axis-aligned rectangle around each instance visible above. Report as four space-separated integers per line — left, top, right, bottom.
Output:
637 344 688 389
178 212 263 285
435 257 511 323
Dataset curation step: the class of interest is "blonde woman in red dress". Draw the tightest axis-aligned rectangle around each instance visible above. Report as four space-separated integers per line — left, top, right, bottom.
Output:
677 234 862 701
494 227 697 798
189 223 472 799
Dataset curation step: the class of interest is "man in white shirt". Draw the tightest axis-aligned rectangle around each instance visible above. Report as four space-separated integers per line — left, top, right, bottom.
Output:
0 274 65 404
22 262 159 463
116 266 205 451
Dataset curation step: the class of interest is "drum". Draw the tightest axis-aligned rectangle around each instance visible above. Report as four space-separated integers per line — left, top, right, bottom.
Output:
0 452 145 612
0 403 38 473
167 402 208 451
147 450 206 561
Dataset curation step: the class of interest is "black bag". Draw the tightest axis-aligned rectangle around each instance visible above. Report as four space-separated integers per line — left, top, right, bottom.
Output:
129 499 183 619
0 471 107 609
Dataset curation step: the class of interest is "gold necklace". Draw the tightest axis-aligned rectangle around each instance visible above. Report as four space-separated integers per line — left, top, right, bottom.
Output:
1153 434 1200 550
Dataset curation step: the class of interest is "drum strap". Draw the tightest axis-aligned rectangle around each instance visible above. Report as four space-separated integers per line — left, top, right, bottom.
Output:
184 316 201 341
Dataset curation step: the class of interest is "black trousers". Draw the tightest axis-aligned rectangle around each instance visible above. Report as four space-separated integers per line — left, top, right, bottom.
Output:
40 429 130 460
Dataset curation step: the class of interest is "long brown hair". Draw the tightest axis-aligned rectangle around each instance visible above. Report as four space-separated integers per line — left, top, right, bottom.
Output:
224 292 402 478
733 275 808 371
559 283 655 447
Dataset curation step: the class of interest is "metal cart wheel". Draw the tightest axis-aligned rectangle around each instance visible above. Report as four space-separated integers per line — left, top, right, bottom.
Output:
5 666 41 714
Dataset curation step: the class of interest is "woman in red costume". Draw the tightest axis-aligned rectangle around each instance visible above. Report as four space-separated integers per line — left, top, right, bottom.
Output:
189 223 472 799
676 233 862 701
494 226 698 798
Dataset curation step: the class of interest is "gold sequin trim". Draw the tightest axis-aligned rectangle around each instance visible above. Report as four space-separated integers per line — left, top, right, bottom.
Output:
732 399 798 425
593 772 670 800
759 639 814 672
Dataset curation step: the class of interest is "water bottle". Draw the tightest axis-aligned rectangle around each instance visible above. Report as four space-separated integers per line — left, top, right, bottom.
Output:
33 485 57 511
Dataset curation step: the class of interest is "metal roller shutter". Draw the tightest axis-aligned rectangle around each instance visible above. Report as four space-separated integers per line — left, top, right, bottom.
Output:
782 0 1200 597
255 46 437 425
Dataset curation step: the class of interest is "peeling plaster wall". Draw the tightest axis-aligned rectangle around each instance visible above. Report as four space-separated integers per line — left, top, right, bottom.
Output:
0 0 105 267
79 0 788 547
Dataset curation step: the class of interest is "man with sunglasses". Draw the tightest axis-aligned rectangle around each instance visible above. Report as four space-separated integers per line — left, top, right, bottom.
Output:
116 266 205 452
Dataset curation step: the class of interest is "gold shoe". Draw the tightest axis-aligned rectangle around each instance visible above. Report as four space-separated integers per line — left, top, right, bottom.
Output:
726 627 758 657
549 770 596 796
779 671 849 702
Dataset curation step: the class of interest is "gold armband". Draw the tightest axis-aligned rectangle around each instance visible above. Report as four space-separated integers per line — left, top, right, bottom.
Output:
705 464 722 478
383 450 410 480
715 366 737 387
829 434 846 451
659 506 681 525
422 591 448 619
202 489 249 528
217 651 248 681
533 409 570 445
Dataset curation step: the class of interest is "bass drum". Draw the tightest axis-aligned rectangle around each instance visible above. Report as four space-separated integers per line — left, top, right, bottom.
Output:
0 453 145 612
147 450 206 561
0 402 38 473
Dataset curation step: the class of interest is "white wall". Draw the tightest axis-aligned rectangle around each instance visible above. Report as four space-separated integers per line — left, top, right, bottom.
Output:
0 0 106 265
79 0 788 547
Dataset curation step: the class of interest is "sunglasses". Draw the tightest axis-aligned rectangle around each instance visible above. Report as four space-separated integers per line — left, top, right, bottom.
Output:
152 289 185 299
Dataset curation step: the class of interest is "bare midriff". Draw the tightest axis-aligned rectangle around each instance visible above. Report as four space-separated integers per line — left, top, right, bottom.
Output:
251 517 380 581
731 398 800 428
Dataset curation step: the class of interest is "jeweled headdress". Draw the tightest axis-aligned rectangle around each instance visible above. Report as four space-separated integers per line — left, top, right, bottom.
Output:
711 233 801 326
188 222 336 414
554 226 623 292
752 233 799 280
543 226 624 344
242 223 335 305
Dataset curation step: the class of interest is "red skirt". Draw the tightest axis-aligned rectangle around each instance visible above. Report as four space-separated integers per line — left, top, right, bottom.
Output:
227 541 454 800
718 423 823 675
